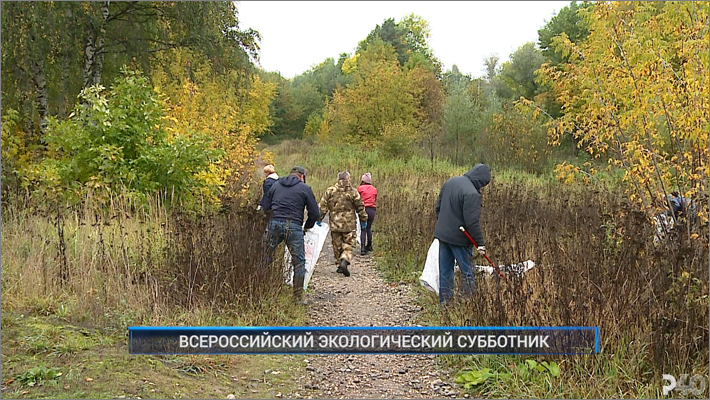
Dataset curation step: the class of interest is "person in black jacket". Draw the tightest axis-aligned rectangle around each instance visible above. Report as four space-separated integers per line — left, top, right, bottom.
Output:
263 166 320 305
434 163 491 304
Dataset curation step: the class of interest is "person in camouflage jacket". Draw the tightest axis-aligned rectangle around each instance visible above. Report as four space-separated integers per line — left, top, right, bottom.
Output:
318 171 369 277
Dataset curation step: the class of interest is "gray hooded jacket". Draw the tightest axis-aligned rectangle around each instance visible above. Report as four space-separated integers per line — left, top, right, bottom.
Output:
434 164 491 247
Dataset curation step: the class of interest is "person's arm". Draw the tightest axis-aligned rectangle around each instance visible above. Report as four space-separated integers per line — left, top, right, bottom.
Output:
462 191 484 247
435 187 443 217
317 189 330 222
263 182 276 211
259 180 272 208
304 187 321 229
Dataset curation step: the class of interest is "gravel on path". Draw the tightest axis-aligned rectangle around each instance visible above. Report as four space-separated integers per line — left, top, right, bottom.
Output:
289 233 463 399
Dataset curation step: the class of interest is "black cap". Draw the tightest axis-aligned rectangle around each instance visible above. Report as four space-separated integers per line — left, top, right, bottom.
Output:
291 166 307 175
291 166 307 183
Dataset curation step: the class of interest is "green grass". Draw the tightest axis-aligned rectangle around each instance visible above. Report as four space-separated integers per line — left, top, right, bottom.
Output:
0 311 305 399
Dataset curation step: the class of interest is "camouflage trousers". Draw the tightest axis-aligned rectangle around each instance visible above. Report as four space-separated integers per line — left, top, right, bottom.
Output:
331 230 357 264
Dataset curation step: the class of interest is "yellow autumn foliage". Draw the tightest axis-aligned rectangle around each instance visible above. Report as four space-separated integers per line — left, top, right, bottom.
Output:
538 1 709 226
151 49 276 204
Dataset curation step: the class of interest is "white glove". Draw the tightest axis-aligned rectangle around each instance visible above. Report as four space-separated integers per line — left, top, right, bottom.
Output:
477 246 486 256
256 205 262 211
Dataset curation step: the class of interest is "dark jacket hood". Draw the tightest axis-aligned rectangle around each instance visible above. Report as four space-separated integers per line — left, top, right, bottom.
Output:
279 174 302 187
464 164 491 192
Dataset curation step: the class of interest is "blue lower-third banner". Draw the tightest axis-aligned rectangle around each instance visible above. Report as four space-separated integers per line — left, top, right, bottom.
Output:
129 326 598 355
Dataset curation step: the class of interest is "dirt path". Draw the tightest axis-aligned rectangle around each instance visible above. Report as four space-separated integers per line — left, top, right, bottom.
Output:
287 231 463 399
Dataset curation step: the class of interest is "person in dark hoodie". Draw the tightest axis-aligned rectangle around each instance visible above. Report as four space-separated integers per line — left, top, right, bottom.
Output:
262 166 320 305
434 163 491 304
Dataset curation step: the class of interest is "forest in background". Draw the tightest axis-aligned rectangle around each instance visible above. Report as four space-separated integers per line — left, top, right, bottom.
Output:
2 1 707 223
1 1 708 398
259 1 708 227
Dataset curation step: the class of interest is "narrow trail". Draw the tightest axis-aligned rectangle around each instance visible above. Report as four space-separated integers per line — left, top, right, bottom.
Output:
287 228 463 399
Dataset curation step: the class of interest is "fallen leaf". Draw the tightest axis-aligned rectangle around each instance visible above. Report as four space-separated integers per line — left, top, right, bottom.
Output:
86 377 94 382
3 378 14 385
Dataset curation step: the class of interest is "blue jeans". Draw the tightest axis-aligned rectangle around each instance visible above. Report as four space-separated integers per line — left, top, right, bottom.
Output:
438 241 475 303
265 220 306 278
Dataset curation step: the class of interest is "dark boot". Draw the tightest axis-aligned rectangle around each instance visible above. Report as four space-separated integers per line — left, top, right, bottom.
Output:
360 245 366 255
365 244 373 253
293 275 308 305
339 259 350 277
336 262 344 274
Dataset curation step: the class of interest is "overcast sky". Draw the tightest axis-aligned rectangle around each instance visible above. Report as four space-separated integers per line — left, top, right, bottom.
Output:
236 1 567 79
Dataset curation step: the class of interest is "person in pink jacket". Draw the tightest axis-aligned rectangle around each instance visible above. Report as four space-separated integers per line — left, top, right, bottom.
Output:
357 172 378 255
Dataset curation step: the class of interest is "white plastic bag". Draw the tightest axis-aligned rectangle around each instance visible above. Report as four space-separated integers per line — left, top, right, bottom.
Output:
285 222 330 290
356 213 361 245
420 239 441 293
420 239 462 294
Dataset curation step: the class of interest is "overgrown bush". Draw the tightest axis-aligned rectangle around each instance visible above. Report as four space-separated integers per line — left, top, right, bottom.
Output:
476 101 552 174
165 204 286 308
379 122 417 160
20 68 223 206
387 174 708 375
1 108 29 198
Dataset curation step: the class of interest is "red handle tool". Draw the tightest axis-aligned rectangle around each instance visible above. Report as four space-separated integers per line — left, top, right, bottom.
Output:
459 226 506 280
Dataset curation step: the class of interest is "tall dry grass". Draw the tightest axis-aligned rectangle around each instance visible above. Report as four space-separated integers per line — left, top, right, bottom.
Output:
2 192 169 323
1 189 299 329
271 139 709 386
455 180 706 372
165 206 286 309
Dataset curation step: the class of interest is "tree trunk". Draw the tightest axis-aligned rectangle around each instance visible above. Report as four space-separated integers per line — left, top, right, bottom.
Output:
91 1 109 85
82 30 97 88
29 30 48 141
60 47 71 117
31 56 48 139
82 1 110 88
455 128 459 165
59 6 73 117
